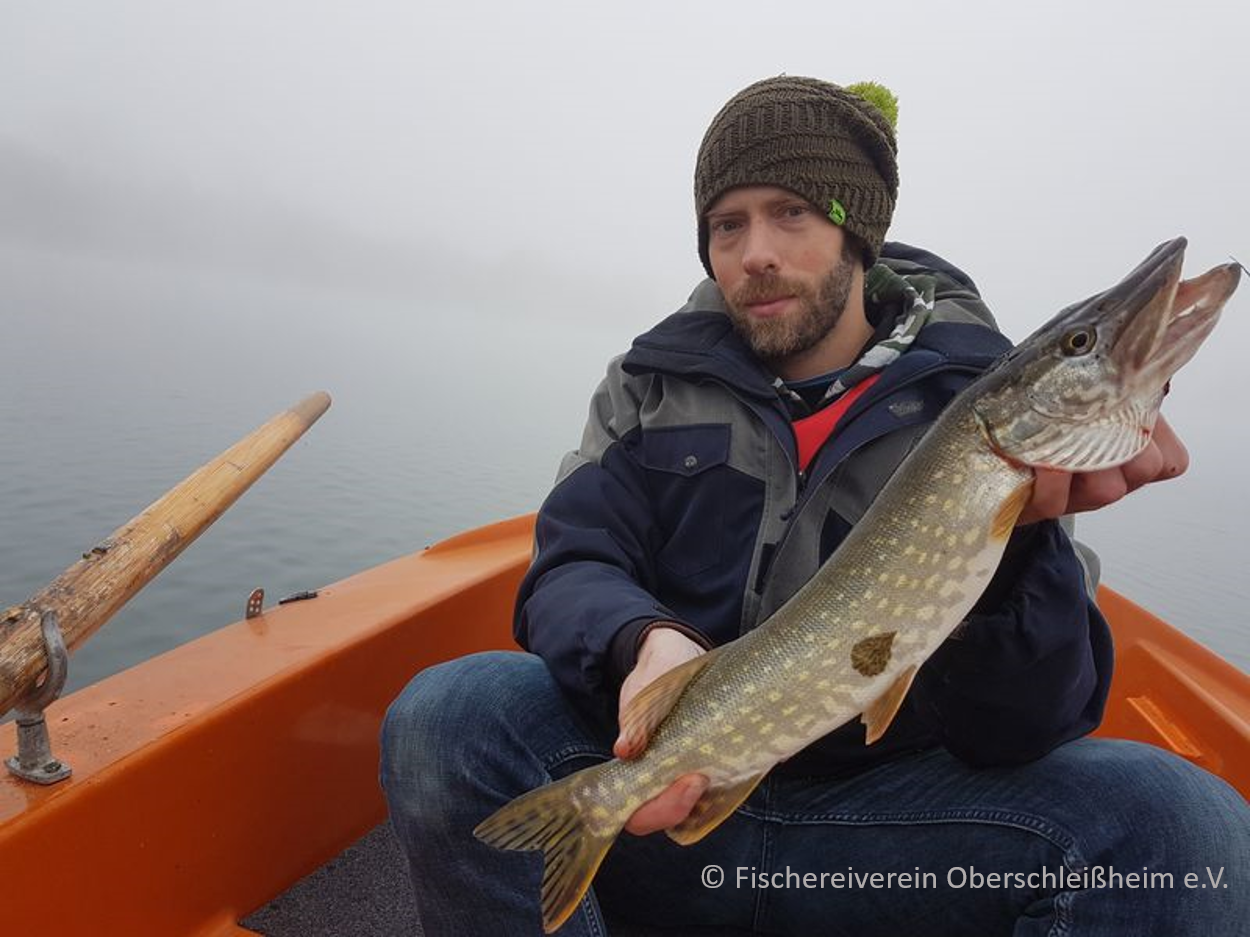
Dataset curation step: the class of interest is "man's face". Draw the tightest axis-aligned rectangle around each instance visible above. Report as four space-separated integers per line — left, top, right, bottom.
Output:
706 185 858 366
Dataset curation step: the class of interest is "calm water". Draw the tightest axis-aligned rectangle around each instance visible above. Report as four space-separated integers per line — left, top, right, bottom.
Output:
2 245 1247 703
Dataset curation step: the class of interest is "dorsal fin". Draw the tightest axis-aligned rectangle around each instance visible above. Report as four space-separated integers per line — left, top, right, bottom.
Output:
618 648 719 756
861 664 918 744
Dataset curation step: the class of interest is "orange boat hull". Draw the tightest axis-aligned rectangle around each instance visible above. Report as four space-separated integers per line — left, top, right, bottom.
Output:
0 514 1246 935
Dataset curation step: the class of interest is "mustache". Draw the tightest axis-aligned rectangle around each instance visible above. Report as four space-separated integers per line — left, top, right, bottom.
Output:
730 273 813 308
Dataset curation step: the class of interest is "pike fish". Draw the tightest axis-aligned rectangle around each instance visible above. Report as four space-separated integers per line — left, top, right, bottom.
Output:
475 238 1241 932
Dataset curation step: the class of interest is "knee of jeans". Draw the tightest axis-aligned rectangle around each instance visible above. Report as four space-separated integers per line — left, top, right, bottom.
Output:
1066 740 1250 867
381 651 529 775
380 654 497 803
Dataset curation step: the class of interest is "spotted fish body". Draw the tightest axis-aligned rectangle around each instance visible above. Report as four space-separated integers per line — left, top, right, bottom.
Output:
579 410 1027 812
476 240 1241 933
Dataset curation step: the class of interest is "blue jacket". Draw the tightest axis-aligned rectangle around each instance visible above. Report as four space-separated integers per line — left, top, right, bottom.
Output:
515 243 1113 774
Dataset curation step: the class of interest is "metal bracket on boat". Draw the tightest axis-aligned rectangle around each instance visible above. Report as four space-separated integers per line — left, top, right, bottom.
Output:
5 611 72 785
246 588 265 619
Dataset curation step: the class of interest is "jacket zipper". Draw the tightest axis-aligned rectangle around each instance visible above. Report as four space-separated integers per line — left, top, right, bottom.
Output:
767 360 986 573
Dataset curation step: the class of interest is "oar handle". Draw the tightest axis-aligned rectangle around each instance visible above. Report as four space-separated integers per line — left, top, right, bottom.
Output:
0 392 332 716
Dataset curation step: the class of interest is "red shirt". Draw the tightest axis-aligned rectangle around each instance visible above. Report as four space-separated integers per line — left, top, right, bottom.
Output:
791 373 883 474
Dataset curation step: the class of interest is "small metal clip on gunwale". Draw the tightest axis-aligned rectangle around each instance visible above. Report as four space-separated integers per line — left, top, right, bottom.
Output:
5 611 72 785
246 588 265 619
278 590 319 605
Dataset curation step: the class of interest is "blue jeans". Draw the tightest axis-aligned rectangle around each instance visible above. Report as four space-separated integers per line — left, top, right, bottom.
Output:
380 651 1250 935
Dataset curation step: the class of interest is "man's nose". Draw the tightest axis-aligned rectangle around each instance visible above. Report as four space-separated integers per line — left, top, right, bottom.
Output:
741 224 781 276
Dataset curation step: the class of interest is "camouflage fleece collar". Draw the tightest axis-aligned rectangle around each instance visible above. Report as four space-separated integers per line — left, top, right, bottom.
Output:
772 262 938 413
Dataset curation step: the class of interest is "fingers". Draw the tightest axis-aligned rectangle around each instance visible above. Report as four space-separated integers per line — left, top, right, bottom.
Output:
613 631 711 835
1063 417 1188 514
623 773 708 837
1066 467 1130 514
1118 438 1164 493
1016 416 1191 524
1016 468 1070 525
1150 416 1189 479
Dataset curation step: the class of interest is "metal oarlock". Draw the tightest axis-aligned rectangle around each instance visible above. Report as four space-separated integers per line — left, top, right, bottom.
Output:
5 611 72 785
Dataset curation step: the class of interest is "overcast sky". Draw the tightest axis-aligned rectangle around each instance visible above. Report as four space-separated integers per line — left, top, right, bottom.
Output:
2 1 1247 477
2 2 1247 667
3 0 1246 329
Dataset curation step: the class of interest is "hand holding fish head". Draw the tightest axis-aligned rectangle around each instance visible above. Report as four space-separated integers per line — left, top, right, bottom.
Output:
974 239 1238 522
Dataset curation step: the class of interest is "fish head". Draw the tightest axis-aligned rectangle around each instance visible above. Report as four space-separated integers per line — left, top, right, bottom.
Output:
972 237 1240 471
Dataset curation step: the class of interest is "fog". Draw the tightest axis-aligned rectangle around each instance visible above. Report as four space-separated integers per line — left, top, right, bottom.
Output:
3 1 1247 683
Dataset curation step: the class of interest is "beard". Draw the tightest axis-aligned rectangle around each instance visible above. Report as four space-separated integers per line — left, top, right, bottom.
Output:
724 252 856 363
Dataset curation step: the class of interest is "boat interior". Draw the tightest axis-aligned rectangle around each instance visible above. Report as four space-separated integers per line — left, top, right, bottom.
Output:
2 514 1247 935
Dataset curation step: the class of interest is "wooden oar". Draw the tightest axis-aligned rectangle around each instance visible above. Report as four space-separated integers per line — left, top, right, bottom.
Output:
0 392 332 717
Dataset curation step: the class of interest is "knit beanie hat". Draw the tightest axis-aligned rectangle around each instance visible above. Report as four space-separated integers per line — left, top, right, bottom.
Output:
694 76 899 276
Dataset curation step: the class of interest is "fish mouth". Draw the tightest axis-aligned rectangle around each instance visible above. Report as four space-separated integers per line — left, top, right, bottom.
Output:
971 238 1240 473
1108 238 1239 386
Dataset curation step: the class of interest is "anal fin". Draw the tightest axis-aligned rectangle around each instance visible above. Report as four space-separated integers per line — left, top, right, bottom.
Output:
666 772 765 846
861 664 919 745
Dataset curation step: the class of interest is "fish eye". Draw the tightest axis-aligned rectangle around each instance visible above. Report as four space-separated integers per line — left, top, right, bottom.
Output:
1060 326 1097 356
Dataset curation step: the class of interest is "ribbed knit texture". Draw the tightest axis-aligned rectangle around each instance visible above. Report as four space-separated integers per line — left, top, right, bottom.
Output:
695 76 898 274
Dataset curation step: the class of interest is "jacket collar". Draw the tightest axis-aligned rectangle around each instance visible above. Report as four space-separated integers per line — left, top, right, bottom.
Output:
623 297 778 401
622 278 1011 401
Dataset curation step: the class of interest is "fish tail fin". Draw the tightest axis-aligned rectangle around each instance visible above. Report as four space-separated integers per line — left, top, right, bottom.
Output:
474 773 621 934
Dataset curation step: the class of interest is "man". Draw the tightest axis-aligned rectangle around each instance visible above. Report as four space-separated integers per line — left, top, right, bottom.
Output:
381 76 1248 935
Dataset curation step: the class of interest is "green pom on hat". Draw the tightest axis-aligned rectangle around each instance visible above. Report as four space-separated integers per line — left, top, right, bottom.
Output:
845 81 899 131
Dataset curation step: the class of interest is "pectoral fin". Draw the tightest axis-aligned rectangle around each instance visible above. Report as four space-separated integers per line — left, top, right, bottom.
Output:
991 479 1034 540
618 649 719 755
861 664 919 745
666 772 766 845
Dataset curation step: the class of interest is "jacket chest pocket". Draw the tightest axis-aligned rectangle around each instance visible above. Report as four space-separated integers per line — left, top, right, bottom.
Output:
638 424 732 579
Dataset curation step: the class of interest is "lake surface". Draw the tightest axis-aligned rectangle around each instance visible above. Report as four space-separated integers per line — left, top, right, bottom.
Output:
3 244 1247 703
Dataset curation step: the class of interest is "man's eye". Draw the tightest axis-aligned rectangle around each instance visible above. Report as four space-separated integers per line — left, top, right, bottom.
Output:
711 220 740 235
784 205 808 218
